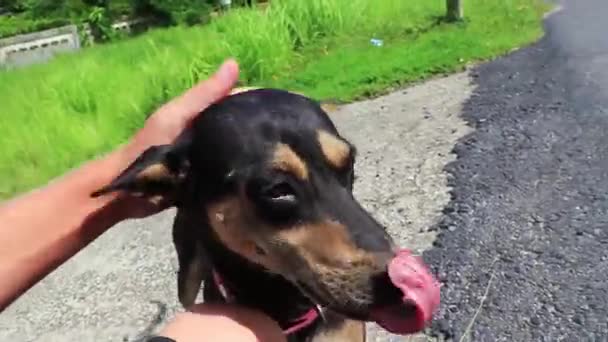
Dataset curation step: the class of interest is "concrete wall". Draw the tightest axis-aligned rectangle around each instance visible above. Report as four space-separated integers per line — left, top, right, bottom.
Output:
0 19 150 69
0 25 81 69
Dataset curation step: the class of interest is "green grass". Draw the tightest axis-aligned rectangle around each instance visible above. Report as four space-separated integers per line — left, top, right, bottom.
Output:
0 0 550 199
0 14 71 38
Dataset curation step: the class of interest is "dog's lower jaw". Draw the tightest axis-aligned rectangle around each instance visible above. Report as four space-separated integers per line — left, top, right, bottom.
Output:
204 272 318 322
201 269 363 341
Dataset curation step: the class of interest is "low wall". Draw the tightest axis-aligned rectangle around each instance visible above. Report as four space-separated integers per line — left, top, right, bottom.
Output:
0 25 80 69
0 19 150 69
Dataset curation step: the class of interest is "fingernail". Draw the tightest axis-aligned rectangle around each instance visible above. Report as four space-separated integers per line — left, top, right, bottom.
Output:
216 58 238 82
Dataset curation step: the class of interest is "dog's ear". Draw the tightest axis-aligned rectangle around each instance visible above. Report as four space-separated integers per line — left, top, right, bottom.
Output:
90 142 191 201
173 209 210 308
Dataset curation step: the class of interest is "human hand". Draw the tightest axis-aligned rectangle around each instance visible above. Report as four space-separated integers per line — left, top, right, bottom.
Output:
111 58 239 218
123 58 239 161
155 303 286 342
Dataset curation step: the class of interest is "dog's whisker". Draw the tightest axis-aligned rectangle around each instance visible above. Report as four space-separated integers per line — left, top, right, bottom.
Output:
316 304 327 323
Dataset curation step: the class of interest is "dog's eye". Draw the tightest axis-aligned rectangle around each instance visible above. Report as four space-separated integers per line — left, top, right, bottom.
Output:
247 178 300 222
254 245 267 255
262 182 296 203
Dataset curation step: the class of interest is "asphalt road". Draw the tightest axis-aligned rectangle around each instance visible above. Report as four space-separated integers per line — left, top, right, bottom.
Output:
424 0 608 340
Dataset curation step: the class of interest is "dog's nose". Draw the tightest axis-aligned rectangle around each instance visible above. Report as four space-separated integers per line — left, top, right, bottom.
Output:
373 250 397 266
370 251 401 301
370 249 429 307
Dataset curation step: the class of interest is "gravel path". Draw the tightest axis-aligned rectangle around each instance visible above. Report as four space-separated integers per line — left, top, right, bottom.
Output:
0 71 475 341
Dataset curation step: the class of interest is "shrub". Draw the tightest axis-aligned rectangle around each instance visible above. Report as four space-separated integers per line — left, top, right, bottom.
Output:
0 14 71 38
0 0 219 40
87 6 119 41
25 0 65 17
0 0 28 12
130 0 214 26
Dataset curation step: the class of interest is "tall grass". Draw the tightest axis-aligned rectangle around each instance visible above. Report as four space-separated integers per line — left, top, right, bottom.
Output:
0 0 549 198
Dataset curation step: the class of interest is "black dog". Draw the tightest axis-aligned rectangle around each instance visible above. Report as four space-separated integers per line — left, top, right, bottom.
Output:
92 88 424 341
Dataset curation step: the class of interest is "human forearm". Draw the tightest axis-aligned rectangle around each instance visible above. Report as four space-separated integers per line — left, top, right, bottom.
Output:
0 59 239 312
0 145 135 311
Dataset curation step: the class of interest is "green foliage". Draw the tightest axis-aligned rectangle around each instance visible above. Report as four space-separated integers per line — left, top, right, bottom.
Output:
25 0 64 17
87 6 117 41
0 0 551 198
0 0 28 12
107 0 134 17
0 0 217 39
20 0 92 18
0 14 70 38
0 0 91 38
82 0 109 6
131 0 214 26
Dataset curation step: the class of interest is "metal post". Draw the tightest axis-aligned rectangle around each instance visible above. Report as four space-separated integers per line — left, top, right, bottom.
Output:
446 0 463 21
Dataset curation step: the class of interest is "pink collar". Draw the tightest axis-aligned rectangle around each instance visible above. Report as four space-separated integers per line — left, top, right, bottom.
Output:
212 270 320 335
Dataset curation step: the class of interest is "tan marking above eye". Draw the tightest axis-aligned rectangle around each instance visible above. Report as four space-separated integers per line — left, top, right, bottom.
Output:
271 143 309 180
317 130 351 170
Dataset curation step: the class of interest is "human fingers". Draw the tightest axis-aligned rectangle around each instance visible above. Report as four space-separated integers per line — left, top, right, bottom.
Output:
124 58 239 155
171 58 240 118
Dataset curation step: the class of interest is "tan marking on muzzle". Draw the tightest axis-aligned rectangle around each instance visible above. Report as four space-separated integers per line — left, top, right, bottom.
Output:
314 319 365 342
317 130 351 170
278 220 373 268
271 143 309 181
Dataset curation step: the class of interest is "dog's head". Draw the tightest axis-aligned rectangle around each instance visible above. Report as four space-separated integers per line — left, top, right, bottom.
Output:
93 88 438 334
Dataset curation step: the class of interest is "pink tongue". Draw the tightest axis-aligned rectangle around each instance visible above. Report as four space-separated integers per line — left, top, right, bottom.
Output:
373 249 441 335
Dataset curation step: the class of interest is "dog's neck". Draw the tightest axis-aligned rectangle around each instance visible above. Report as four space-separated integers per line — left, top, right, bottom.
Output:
204 244 322 334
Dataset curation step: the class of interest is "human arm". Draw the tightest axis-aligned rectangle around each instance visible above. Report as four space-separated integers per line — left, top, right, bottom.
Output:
0 59 239 311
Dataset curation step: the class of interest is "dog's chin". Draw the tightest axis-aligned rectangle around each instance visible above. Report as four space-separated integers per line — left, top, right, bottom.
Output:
296 286 428 335
294 281 367 320
302 297 425 334
308 299 429 335
319 301 423 333
293 284 378 322
369 301 425 334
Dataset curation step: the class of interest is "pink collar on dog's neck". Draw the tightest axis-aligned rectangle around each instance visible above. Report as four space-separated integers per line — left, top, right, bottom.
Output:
212 270 320 335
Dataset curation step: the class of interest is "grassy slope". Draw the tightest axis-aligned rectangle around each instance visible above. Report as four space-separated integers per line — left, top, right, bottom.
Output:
0 0 550 198
0 15 70 38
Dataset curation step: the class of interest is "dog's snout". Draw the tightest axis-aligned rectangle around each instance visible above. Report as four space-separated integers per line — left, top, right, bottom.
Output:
326 191 394 254
371 250 396 269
